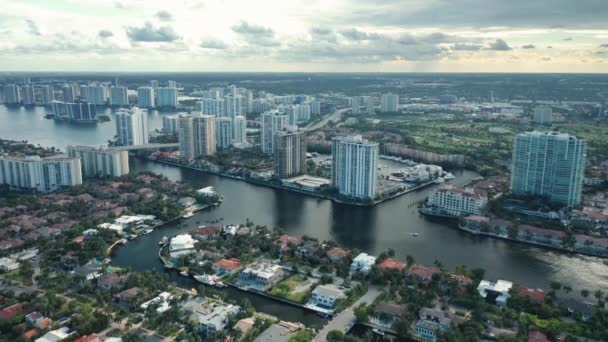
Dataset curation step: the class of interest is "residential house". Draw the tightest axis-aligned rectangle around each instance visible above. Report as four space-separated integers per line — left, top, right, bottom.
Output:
0 302 28 320
0 257 19 272
73 334 100 342
212 258 242 275
574 234 608 256
96 273 127 291
378 258 405 272
517 225 565 248
516 286 546 303
372 301 408 328
35 327 74 342
414 308 452 342
180 297 240 336
295 240 320 258
309 284 346 310
191 226 221 240
233 317 255 340
478 279 513 306
273 234 303 254
239 261 287 290
528 330 549 342
326 247 351 263
113 287 145 308
407 264 441 282
350 253 376 274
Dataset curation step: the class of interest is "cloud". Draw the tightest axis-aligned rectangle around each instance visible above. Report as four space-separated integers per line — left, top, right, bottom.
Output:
232 21 273 36
522 44 536 49
487 39 512 51
331 0 608 28
156 10 172 22
542 57 552 61
98 30 113 38
340 28 382 41
126 22 180 42
452 43 483 51
231 21 279 46
200 39 228 49
25 19 40 36
599 44 608 48
563 37 573 41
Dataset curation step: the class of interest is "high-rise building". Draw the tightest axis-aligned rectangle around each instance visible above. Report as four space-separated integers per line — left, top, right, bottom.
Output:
178 114 216 160
137 87 155 108
199 98 224 116
275 128 307 179
224 95 243 118
167 80 177 88
233 115 247 145
311 101 321 115
157 87 178 108
80 85 108 105
150 80 159 90
62 84 75 103
66 100 97 121
21 85 35 106
67 145 129 178
533 106 553 124
40 85 55 105
216 117 233 149
510 131 586 207
109 86 129 107
162 114 184 135
380 94 399 113
115 107 149 146
261 110 287 154
4 84 21 105
331 135 379 200
242 90 254 113
0 155 82 192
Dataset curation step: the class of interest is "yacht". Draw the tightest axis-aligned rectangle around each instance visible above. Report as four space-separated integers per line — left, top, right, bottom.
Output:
159 236 169 246
194 274 227 288
410 232 420 237
372 328 385 336
180 270 189 277
183 212 194 219
444 172 455 180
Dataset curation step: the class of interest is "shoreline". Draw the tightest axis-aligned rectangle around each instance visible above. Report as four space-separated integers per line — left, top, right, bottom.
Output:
145 157 440 207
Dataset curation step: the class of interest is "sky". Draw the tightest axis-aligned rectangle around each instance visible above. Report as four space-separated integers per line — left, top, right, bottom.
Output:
1 0 608 72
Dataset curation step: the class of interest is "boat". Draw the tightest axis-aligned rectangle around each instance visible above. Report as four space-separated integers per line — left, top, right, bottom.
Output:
194 274 226 288
434 177 445 184
183 212 194 219
143 228 153 235
372 328 385 336
444 172 455 180
158 236 169 246
410 232 419 237
316 312 329 318
180 270 189 277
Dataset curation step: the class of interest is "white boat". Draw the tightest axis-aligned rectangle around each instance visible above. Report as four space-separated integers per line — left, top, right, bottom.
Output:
180 270 189 277
194 274 226 288
158 236 169 246
372 328 385 336
410 232 419 237
183 212 194 219
434 177 445 184
143 228 153 234
444 172 455 180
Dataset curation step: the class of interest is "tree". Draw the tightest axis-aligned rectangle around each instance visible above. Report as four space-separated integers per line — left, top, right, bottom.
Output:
327 330 345 342
406 255 415 267
581 289 590 298
354 303 369 322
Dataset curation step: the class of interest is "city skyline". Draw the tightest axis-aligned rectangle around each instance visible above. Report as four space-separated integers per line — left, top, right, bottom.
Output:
1 0 608 73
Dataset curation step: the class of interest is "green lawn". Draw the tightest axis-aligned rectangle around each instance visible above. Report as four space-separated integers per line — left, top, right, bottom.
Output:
267 274 313 303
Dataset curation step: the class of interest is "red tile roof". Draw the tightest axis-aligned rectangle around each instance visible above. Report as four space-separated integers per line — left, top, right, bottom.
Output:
326 247 351 259
407 264 441 280
23 328 39 340
274 234 303 246
378 258 405 271
517 287 546 303
528 330 549 342
191 225 221 236
0 302 27 319
213 258 242 271
74 334 100 342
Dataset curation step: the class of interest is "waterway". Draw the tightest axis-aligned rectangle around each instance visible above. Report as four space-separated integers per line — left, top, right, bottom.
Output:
2 105 608 327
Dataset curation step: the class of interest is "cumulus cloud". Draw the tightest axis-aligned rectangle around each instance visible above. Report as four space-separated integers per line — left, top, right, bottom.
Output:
522 44 536 49
488 39 512 51
156 10 172 22
563 37 573 41
452 43 483 51
599 44 608 48
340 28 382 41
200 39 228 49
98 30 113 38
231 21 279 46
126 22 180 42
25 19 40 36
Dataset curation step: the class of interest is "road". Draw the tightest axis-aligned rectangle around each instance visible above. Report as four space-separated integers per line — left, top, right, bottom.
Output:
313 286 383 341
305 108 350 131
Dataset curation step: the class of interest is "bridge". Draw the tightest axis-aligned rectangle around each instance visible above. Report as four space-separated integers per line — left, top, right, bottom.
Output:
110 143 179 151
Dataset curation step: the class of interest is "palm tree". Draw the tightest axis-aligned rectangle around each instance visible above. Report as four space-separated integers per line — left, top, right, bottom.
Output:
581 289 590 298
594 290 604 302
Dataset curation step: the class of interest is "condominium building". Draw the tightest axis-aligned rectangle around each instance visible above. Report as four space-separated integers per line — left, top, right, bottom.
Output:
4 84 21 104
137 87 155 108
427 187 487 216
261 110 287 154
0 155 82 192
51 100 97 121
511 131 586 207
224 95 243 118
21 85 35 106
39 85 55 105
115 107 149 146
533 106 552 124
216 117 233 149
351 96 374 114
233 115 247 144
380 94 399 113
80 85 108 105
150 80 159 90
162 114 184 135
157 87 178 108
178 114 216 160
311 100 321 115
275 128 307 179
167 80 176 88
67 145 129 178
109 86 129 107
331 135 379 200
198 98 224 116
62 84 76 103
